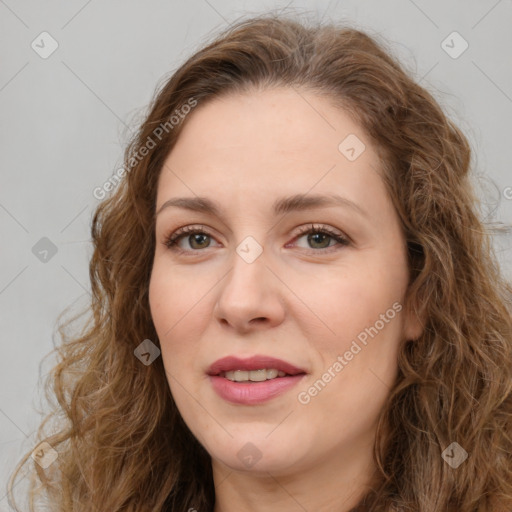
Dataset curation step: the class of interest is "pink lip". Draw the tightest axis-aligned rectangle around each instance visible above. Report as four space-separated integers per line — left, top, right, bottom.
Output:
207 355 307 405
207 355 306 376
209 375 305 405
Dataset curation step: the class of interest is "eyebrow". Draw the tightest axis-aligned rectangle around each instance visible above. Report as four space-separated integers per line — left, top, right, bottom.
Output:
155 193 368 219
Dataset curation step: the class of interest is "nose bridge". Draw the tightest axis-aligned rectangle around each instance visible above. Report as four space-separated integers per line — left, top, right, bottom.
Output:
214 233 285 329
223 235 268 299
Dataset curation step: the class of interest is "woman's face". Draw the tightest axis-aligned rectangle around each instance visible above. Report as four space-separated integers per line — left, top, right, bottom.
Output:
149 87 423 477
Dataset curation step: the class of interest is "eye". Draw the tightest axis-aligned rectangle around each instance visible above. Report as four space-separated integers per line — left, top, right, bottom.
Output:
288 224 350 252
163 225 218 252
162 223 350 254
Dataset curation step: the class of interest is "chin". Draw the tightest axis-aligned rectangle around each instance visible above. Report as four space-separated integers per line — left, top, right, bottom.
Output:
206 432 306 475
214 449 299 475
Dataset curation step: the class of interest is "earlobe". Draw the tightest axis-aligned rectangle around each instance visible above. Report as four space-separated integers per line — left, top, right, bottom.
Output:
403 299 427 341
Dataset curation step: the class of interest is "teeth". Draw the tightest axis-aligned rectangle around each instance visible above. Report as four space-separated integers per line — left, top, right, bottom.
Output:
223 368 286 382
267 369 279 379
232 370 248 382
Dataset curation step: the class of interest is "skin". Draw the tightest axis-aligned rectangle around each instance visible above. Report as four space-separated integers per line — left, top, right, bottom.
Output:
149 87 424 512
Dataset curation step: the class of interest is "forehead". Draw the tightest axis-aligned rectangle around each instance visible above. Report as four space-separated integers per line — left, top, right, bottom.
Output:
156 87 387 217
167 87 367 163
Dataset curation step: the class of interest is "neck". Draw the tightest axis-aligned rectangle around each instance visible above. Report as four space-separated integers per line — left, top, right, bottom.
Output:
211 440 378 512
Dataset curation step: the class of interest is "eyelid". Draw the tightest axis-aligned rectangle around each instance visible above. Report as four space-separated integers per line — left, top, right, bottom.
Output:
289 223 350 247
162 223 350 254
162 224 220 251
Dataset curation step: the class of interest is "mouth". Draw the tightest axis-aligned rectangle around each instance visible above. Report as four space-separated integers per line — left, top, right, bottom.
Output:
220 368 292 382
207 354 307 378
207 355 307 405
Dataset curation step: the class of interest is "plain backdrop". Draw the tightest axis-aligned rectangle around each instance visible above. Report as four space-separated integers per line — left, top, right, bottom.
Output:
1 0 511 509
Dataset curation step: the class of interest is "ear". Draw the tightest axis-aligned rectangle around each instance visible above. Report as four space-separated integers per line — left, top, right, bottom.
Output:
402 295 427 341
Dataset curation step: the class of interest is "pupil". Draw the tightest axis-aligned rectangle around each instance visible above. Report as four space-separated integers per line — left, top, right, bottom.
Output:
188 233 331 250
191 234 209 249
309 233 329 248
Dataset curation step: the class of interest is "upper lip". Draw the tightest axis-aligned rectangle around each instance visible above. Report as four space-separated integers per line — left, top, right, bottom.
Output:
207 355 307 376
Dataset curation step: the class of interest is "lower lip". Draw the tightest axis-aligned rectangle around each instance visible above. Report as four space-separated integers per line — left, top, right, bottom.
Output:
209 374 305 405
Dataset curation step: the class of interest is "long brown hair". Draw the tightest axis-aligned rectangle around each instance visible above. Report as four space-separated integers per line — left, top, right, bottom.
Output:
8 11 512 512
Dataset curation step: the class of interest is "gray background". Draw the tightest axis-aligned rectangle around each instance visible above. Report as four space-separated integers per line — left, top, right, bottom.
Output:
1 0 511 508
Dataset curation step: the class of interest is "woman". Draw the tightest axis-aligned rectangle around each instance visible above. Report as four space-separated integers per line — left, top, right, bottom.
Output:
8 12 512 512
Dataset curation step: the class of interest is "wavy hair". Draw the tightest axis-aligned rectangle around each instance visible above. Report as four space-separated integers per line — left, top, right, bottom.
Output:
8 11 512 512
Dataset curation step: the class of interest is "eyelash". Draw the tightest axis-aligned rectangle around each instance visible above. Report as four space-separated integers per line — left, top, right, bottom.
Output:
162 223 350 255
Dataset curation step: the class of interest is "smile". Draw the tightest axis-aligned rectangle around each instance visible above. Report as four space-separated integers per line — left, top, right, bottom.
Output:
221 369 287 382
207 355 307 405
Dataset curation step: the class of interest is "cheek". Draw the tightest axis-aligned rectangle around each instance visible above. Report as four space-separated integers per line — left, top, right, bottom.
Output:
300 261 405 354
295 274 404 439
148 264 212 375
149 262 209 336
319 271 405 387
149 267 187 367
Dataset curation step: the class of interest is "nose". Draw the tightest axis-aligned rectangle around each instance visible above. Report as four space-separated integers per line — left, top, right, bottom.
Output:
213 246 286 334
